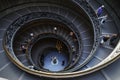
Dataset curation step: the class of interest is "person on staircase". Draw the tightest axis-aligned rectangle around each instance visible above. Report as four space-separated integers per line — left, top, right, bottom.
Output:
62 60 65 66
98 14 108 25
20 44 27 53
30 32 34 39
110 34 119 47
100 34 119 48
100 34 110 46
54 27 57 33
96 5 104 17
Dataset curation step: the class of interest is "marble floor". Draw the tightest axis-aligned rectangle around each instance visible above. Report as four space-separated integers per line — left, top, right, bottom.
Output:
43 51 68 71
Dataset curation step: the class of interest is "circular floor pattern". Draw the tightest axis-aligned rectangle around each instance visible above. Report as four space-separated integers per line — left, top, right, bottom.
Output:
43 51 68 71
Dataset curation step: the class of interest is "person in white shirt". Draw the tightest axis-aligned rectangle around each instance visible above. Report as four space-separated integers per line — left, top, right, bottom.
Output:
98 14 108 25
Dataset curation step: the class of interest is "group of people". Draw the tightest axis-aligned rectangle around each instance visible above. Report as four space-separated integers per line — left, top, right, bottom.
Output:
100 34 118 48
54 27 77 53
21 33 35 53
96 5 108 25
96 5 119 48
69 31 77 53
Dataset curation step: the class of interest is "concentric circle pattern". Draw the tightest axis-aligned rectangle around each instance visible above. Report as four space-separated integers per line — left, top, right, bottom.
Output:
0 0 120 80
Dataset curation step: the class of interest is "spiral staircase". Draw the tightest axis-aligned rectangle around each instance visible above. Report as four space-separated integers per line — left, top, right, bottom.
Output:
0 0 120 80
